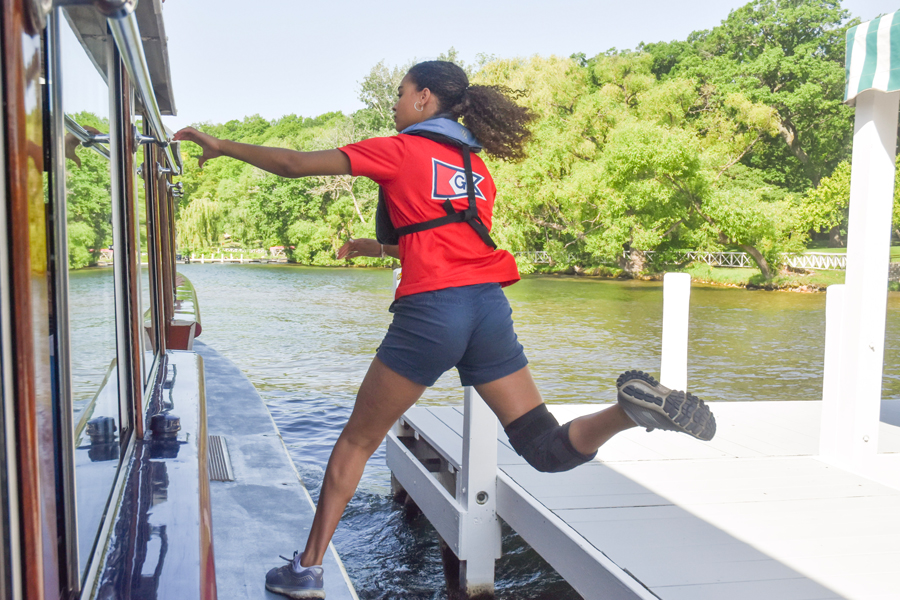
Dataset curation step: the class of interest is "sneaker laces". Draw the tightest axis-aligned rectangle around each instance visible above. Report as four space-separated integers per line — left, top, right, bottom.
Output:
279 551 301 570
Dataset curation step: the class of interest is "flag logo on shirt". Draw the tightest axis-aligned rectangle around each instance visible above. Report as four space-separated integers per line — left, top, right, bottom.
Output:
431 158 486 201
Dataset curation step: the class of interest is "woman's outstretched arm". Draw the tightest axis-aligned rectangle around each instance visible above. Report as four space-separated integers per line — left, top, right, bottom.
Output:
173 126 350 177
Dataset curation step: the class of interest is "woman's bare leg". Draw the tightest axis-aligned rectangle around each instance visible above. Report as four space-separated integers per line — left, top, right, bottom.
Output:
474 366 635 456
299 357 426 567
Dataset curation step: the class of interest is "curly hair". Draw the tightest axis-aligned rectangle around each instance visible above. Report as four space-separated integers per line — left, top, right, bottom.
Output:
406 61 535 162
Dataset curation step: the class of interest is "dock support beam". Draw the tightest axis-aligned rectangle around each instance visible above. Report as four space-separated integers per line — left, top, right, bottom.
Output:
449 386 501 598
660 272 691 391
819 89 898 474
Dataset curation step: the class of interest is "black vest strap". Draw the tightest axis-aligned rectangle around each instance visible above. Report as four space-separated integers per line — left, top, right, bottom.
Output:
378 134 497 249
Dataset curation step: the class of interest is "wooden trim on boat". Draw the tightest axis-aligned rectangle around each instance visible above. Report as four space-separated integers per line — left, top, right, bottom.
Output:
159 171 175 325
2 0 52 596
144 134 167 353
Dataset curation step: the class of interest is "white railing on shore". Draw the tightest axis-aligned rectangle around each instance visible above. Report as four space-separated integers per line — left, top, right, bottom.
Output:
516 249 850 270
783 252 848 270
514 251 578 264
516 251 553 264
621 250 848 270
189 253 285 264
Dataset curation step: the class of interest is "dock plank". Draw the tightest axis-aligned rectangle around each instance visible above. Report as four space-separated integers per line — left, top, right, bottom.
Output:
400 406 464 468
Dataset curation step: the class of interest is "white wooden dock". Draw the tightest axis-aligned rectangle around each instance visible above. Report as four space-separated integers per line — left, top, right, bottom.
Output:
393 399 900 600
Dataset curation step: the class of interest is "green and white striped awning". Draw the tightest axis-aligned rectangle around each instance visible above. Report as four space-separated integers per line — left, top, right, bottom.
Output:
845 10 900 105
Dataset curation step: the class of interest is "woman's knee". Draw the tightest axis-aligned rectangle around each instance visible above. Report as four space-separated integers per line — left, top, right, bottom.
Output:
503 404 596 473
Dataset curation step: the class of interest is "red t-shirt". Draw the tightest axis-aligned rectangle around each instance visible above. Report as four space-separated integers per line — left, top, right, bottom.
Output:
340 135 520 299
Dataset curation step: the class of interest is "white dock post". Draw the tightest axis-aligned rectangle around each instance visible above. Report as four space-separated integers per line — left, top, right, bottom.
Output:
660 272 691 391
456 386 501 597
392 268 401 293
819 284 845 459
826 89 899 468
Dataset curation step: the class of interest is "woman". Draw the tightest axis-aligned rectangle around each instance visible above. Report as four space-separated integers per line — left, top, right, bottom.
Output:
174 61 715 599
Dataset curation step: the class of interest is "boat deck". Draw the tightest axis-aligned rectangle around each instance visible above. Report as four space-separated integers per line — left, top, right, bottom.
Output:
194 341 358 600
401 400 900 600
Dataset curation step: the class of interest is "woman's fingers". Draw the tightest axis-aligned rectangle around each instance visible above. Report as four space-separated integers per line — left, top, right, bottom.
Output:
336 241 354 260
336 238 380 260
173 127 221 168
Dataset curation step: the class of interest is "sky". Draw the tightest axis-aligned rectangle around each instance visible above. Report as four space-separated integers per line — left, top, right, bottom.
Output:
145 0 900 130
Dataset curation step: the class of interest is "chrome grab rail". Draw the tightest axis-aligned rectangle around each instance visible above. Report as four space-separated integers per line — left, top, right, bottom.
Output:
64 114 111 159
100 1 180 175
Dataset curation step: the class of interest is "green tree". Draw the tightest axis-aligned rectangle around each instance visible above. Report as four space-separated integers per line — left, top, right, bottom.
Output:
478 51 804 279
65 112 112 268
178 196 223 251
644 0 856 190
356 60 409 130
800 157 900 244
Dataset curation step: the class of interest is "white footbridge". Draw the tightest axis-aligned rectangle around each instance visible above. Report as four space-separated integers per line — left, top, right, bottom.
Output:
387 13 900 600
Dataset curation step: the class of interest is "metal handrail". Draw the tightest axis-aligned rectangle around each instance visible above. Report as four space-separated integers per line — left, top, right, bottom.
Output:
64 114 111 160
102 2 180 175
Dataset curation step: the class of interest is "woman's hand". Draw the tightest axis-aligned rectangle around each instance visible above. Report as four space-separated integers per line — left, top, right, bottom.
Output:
337 238 384 260
173 127 222 168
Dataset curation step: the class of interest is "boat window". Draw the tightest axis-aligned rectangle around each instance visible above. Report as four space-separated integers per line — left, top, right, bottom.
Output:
58 13 123 581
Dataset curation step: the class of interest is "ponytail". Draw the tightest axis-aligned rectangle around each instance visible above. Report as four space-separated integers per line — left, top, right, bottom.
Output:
406 61 535 162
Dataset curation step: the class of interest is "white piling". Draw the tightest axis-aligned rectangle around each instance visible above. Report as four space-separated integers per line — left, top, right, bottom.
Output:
457 386 501 596
660 272 691 391
819 284 846 459
392 268 402 293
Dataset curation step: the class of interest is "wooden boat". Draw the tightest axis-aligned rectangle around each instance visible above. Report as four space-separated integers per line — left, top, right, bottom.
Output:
1 2 363 599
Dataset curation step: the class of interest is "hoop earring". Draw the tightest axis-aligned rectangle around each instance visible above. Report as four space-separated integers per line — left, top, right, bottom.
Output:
414 101 424 112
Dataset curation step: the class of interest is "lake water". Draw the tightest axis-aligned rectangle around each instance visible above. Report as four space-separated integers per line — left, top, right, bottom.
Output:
166 265 900 598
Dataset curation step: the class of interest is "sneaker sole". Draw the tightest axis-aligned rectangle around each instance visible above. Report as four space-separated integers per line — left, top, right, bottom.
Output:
265 583 326 599
616 370 716 441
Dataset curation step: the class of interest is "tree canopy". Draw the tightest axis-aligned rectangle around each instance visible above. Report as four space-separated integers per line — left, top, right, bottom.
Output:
67 0 878 280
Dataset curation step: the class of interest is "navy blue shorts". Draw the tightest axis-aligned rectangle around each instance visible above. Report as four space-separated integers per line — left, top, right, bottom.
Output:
377 283 529 387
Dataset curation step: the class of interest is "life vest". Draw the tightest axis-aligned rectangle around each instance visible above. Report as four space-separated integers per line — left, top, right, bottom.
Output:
374 117 497 249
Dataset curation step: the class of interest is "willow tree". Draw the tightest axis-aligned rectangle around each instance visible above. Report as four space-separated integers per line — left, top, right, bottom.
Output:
178 196 223 251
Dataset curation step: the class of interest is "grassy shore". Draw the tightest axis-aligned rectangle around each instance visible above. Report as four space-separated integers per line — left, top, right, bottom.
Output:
532 263 848 292
680 264 845 291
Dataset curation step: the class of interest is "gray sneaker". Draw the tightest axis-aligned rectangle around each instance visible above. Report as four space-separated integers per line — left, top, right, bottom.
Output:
616 370 716 441
265 552 325 599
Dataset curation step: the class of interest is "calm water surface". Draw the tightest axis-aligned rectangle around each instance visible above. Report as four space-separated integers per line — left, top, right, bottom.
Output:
178 264 900 599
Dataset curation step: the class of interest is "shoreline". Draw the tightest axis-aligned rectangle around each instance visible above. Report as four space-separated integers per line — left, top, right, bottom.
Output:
529 269 832 293
177 260 860 293
524 262 856 293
